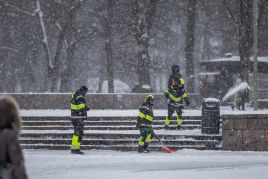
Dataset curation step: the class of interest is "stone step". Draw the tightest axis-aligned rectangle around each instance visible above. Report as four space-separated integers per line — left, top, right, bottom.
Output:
20 132 222 141
19 112 222 151
20 144 221 151
21 116 203 121
22 120 201 126
19 138 221 146
21 125 201 130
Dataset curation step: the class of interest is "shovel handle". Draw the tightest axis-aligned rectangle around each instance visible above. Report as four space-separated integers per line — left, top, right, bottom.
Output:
154 134 162 142
189 105 201 110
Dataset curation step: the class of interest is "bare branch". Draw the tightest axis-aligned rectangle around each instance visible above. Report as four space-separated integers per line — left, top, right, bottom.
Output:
53 0 72 9
36 0 53 69
222 0 240 26
0 0 35 16
0 47 18 53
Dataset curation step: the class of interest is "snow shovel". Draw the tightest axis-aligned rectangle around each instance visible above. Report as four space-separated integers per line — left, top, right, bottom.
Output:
154 134 176 153
189 105 201 110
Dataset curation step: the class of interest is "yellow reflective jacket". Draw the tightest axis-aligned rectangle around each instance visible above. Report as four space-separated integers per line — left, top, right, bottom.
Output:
137 103 154 127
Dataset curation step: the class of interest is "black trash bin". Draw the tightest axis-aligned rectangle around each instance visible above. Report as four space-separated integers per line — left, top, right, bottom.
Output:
201 98 220 134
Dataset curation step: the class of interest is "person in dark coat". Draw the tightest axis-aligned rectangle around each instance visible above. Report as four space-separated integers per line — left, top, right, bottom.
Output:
0 95 28 179
164 79 190 130
136 95 155 153
165 65 190 130
70 86 90 154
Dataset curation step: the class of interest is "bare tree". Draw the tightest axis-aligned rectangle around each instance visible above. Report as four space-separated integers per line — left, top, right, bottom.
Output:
222 0 253 82
132 0 158 92
0 0 34 92
36 0 84 92
104 0 114 93
49 0 84 92
185 0 197 93
59 3 82 92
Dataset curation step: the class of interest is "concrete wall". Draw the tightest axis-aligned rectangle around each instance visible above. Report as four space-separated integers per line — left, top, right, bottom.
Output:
0 93 202 109
222 114 268 151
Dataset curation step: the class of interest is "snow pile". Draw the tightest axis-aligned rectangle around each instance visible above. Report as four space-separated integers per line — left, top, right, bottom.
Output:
102 80 131 93
203 98 220 103
206 56 268 63
142 84 152 89
222 82 250 102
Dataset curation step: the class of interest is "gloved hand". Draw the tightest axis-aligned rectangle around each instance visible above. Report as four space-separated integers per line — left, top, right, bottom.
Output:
166 99 171 104
136 123 141 129
150 130 155 138
85 106 90 111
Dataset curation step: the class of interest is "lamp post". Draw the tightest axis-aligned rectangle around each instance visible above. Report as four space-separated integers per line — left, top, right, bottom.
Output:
253 0 258 110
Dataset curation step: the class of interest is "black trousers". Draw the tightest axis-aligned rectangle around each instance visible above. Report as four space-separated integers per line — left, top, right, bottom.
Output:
165 104 183 126
71 118 85 142
167 104 183 117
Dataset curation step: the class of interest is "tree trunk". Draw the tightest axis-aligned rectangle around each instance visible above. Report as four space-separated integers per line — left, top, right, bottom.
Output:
104 0 114 93
60 27 77 92
53 1 83 92
36 0 83 92
134 0 157 92
59 2 83 92
36 0 54 91
1 18 16 92
185 0 197 93
201 7 211 61
137 39 151 89
238 1 253 82
97 72 105 93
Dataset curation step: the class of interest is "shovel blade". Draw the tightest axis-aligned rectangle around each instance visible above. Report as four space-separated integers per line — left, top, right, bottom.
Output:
162 147 176 153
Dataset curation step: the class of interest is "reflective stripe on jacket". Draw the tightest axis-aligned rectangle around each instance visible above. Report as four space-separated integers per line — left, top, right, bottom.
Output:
164 88 188 103
70 91 86 111
137 103 154 126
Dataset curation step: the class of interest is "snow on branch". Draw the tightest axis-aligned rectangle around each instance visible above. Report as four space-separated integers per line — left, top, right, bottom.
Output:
53 0 72 9
0 0 35 16
0 47 18 53
35 0 53 69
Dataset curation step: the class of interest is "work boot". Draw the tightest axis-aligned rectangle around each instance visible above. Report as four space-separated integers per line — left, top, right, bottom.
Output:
143 143 150 153
138 146 144 153
177 125 182 130
143 148 150 153
71 149 85 155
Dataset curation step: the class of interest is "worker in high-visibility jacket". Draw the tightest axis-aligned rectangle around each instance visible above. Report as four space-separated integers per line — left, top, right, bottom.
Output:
164 77 190 130
136 95 155 153
70 86 89 154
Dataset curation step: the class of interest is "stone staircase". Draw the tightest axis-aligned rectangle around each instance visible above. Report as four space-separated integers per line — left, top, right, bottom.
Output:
20 115 222 151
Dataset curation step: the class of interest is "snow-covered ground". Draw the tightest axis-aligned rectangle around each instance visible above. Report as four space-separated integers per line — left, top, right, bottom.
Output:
22 107 268 179
20 106 268 117
24 149 268 179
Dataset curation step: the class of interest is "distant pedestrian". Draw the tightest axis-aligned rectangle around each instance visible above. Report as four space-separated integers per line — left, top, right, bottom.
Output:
0 95 28 179
233 75 242 110
200 75 208 98
232 74 248 111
